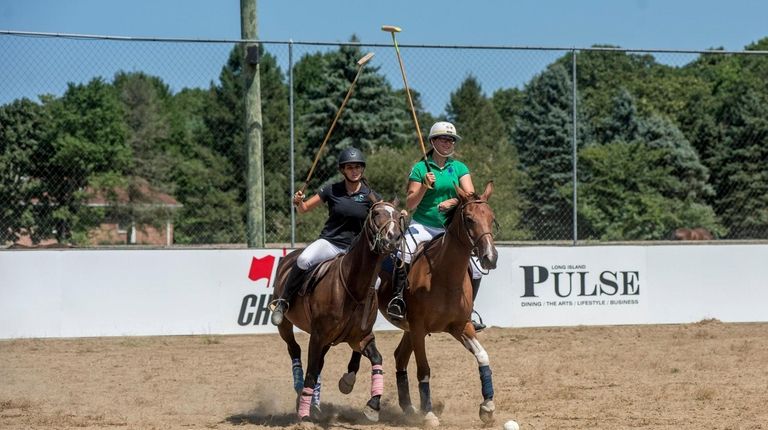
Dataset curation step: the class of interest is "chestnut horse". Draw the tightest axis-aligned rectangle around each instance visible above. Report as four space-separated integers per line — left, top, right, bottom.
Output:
671 227 714 240
272 198 404 422
375 181 499 427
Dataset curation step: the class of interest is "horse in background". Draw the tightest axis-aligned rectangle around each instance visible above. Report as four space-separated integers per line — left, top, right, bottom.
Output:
374 181 499 427
272 198 404 422
671 227 714 240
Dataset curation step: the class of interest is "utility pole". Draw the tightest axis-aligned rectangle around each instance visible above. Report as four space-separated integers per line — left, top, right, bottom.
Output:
240 0 265 247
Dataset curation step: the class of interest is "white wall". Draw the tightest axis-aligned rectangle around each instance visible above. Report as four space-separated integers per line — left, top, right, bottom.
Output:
1 244 766 339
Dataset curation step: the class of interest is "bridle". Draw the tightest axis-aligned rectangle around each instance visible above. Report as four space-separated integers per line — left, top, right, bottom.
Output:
364 201 404 254
453 199 499 257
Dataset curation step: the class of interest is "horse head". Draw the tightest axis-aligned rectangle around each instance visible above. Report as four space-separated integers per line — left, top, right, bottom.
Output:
364 195 405 254
453 181 498 270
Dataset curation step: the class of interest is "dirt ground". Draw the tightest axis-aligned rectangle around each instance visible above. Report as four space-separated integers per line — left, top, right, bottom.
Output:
1 320 767 430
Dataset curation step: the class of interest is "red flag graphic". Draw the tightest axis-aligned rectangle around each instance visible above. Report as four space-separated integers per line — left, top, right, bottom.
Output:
248 255 276 285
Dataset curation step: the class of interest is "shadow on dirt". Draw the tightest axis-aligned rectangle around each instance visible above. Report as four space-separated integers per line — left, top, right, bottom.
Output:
225 401 423 428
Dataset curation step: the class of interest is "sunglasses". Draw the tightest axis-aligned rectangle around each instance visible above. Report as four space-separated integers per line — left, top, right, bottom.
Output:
433 136 455 143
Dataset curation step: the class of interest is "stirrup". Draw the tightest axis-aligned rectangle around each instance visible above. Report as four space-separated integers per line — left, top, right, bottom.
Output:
387 296 406 321
270 299 290 326
472 310 486 332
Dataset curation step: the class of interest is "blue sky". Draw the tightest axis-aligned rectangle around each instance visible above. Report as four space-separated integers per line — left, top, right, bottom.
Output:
2 0 767 113
3 0 767 50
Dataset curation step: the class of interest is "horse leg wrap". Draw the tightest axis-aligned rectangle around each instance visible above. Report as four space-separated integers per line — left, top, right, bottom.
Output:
291 358 304 394
396 371 412 411
312 375 322 406
371 364 384 397
298 387 313 419
478 365 494 400
418 381 432 412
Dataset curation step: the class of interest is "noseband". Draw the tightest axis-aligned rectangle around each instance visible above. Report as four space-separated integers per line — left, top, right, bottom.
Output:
364 201 403 253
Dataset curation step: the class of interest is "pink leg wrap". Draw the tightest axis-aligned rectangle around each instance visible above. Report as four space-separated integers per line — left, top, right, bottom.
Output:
298 387 313 418
371 364 384 397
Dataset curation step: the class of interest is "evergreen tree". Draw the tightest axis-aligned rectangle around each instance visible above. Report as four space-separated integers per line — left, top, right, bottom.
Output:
202 44 292 243
259 47 292 243
297 39 410 186
710 84 768 238
513 62 585 240
446 76 527 239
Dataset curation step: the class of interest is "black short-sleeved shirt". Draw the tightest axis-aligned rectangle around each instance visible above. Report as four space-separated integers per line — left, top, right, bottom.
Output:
318 181 381 248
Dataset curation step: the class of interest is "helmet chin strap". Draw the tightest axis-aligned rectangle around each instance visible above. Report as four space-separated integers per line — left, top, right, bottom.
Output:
431 142 455 158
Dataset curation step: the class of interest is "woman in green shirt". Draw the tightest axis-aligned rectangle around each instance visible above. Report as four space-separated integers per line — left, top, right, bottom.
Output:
387 121 487 331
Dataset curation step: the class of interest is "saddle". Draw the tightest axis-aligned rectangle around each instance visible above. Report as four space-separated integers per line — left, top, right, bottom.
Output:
297 254 343 297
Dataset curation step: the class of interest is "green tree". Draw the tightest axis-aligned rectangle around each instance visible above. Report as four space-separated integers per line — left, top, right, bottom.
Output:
163 86 245 244
0 98 49 243
43 78 132 243
581 88 719 240
113 71 175 188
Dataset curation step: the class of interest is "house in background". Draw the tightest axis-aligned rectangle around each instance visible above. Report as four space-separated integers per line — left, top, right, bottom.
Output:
8 178 182 248
86 178 183 246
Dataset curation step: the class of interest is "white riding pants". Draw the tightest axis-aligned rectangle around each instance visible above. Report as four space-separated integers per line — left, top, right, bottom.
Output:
297 239 346 270
400 220 483 279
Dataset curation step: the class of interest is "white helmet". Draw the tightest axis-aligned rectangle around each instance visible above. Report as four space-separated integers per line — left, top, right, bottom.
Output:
428 121 462 142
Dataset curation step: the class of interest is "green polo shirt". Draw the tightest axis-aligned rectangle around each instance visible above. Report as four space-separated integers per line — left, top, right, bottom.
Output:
408 157 470 228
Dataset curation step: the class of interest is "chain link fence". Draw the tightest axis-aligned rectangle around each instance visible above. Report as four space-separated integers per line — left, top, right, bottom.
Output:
2 31 767 247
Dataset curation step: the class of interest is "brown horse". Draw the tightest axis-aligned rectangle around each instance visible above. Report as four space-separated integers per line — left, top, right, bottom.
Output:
671 227 714 240
376 181 498 427
273 197 404 422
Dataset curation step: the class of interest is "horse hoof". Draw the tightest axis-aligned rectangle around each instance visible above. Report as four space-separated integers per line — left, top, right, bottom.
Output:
338 372 356 394
479 399 495 424
363 404 380 422
423 411 440 427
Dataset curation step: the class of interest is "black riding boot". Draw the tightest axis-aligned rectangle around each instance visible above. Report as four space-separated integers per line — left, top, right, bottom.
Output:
470 277 486 332
387 260 408 321
271 262 307 326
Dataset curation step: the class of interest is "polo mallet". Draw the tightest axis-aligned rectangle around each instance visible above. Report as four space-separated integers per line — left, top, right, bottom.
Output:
381 25 432 184
299 52 375 195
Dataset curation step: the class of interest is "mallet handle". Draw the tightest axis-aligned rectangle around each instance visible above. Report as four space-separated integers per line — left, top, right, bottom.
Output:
300 54 372 194
389 32 432 176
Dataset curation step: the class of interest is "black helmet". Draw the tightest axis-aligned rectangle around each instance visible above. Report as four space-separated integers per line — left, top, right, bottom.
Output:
338 147 366 167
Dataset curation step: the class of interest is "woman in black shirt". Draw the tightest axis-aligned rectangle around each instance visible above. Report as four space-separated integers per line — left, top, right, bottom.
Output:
271 147 381 325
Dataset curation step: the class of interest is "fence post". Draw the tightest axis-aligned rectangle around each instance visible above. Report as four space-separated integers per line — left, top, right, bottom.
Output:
571 48 578 246
289 40 296 247
241 0 265 247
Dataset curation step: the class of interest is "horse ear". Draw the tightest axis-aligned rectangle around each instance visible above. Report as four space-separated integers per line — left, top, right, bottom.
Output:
369 192 381 204
480 181 494 201
390 196 400 207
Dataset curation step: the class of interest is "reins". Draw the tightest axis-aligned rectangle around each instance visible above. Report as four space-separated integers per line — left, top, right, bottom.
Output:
327 200 404 343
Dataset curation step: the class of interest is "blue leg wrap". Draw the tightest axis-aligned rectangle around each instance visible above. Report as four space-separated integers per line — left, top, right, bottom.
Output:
291 358 304 394
479 365 494 400
418 381 432 412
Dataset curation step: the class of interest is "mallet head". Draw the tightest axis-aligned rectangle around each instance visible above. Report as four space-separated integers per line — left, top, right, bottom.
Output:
381 25 402 33
357 52 375 66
